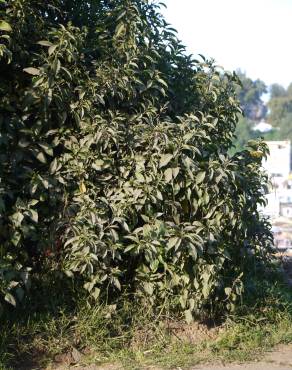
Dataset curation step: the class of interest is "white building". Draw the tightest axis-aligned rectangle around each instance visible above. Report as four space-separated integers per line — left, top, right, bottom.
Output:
253 120 273 133
261 192 280 218
260 141 292 219
262 141 291 189
262 189 292 220
261 141 292 249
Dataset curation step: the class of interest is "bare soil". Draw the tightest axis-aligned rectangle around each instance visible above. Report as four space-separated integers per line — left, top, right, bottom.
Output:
48 256 292 370
47 345 292 370
192 344 292 370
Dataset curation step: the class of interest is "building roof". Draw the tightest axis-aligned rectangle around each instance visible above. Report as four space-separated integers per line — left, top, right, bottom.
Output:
265 140 291 146
253 121 273 133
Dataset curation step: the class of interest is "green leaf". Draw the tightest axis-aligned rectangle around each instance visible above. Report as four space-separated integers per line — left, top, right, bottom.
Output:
184 309 193 324
61 66 72 80
113 277 121 290
5 293 16 307
97 95 105 105
167 236 180 250
18 139 30 148
179 295 187 309
11 212 24 227
37 40 53 47
0 20 12 32
172 167 180 179
115 23 125 38
157 77 168 87
141 214 149 222
187 243 198 260
156 189 163 201
92 287 100 300
196 171 205 184
225 287 232 296
23 67 40 76
49 158 58 174
117 10 127 21
150 259 159 272
52 58 61 75
143 282 154 295
48 44 57 55
84 281 95 292
189 298 195 310
164 168 173 183
202 282 210 299
121 220 130 232
135 172 144 182
159 154 173 168
35 151 47 164
41 178 49 189
39 143 53 156
124 244 136 253
92 159 104 171
29 209 38 223
65 271 74 278
11 231 21 246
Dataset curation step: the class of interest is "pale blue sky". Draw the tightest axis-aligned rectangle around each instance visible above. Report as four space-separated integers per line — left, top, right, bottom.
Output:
162 0 292 88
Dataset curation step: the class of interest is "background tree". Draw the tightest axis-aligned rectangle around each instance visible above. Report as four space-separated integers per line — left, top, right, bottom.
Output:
231 72 268 151
270 83 287 98
268 83 292 133
232 117 261 152
235 70 267 121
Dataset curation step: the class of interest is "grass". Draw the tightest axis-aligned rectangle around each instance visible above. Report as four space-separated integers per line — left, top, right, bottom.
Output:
0 270 291 370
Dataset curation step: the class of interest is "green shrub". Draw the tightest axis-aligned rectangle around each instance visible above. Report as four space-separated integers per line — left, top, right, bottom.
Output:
0 0 273 318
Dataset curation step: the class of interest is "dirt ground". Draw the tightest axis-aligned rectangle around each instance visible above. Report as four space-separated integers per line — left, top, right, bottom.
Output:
192 344 292 370
193 255 292 370
50 345 292 370
48 256 292 370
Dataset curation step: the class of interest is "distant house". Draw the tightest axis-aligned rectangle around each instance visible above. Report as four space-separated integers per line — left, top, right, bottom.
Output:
262 140 291 189
262 141 292 248
253 120 273 133
260 141 292 219
262 192 280 218
262 190 292 219
280 201 292 218
273 230 292 249
272 224 292 250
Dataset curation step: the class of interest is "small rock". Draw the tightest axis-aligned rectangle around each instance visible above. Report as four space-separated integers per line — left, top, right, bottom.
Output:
71 347 82 364
54 352 72 364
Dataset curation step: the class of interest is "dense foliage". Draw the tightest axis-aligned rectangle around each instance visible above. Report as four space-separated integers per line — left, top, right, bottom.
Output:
0 0 273 319
232 117 261 153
